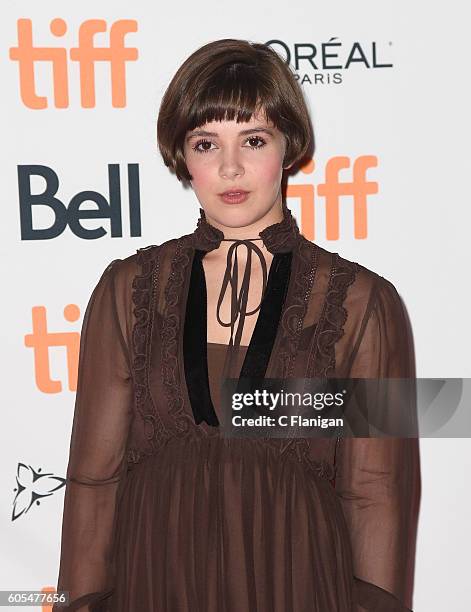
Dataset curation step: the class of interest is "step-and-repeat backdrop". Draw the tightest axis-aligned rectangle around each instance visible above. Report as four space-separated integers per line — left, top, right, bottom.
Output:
2 2 470 610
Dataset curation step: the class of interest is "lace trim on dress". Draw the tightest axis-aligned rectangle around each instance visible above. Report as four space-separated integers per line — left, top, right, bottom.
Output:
160 238 210 438
306 252 359 483
127 245 167 465
270 248 358 483
308 252 359 377
258 200 301 254
275 238 319 378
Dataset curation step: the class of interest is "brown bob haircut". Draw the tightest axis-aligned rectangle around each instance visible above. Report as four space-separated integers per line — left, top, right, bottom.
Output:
157 38 315 183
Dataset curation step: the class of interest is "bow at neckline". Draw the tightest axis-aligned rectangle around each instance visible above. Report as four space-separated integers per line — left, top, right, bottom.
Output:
190 201 300 381
216 237 268 359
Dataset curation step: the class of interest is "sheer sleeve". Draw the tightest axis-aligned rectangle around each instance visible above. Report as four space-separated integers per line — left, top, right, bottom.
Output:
53 259 134 611
334 276 421 612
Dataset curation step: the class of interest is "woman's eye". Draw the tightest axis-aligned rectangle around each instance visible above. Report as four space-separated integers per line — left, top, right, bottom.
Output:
192 135 267 154
192 139 214 154
245 136 266 149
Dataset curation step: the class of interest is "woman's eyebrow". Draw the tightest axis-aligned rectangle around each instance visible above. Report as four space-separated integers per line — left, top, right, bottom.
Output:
186 127 274 141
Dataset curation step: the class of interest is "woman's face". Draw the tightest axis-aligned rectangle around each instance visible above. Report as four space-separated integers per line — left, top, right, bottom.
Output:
183 111 291 233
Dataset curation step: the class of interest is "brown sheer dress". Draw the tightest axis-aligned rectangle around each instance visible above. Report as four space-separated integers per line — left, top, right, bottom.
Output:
53 202 421 611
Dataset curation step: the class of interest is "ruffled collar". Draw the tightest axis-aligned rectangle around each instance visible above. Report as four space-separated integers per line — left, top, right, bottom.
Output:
191 200 300 254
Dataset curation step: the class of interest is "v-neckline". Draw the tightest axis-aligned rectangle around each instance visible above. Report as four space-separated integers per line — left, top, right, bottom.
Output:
183 248 293 427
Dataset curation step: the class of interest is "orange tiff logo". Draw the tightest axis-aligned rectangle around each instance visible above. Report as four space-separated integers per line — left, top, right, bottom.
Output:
9 18 138 108
287 155 378 240
24 304 81 393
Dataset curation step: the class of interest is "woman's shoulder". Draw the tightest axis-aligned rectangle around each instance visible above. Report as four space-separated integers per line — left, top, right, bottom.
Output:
307 238 403 307
101 236 184 288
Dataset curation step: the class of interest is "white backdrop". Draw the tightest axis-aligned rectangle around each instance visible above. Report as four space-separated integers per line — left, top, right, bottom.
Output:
1 1 470 610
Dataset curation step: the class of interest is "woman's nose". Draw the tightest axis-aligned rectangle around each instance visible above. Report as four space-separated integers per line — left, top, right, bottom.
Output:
219 149 245 179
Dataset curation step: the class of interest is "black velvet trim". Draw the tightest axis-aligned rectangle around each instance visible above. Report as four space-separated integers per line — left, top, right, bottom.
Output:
183 249 219 426
239 251 292 380
183 249 292 427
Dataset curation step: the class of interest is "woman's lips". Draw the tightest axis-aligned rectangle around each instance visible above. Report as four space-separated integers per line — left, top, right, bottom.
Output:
219 191 250 204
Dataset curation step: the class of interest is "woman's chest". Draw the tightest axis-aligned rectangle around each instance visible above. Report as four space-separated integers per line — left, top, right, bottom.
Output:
126 239 360 465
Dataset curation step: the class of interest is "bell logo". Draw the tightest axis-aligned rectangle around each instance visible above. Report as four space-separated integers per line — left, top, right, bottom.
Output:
287 155 378 240
18 163 142 240
9 18 138 108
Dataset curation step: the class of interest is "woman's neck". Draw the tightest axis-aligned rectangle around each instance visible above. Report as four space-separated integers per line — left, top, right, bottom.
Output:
203 200 283 251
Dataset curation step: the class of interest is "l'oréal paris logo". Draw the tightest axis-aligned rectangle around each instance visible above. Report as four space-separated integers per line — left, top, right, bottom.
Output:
266 38 393 85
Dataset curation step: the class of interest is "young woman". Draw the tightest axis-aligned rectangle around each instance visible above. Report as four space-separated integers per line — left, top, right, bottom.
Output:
54 39 421 611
